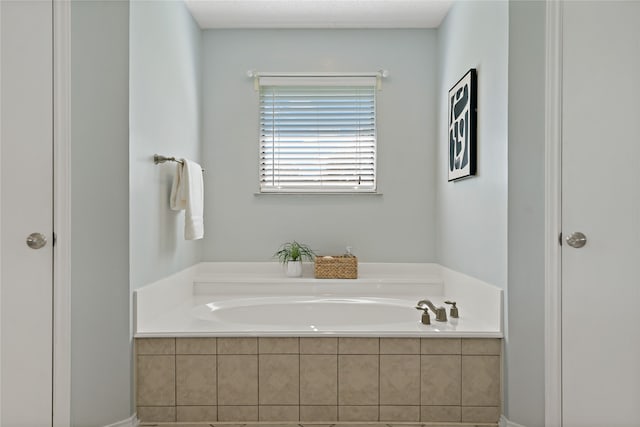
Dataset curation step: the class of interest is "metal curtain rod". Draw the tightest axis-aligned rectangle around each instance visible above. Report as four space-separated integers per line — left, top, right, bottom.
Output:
247 70 389 91
154 154 205 172
246 70 389 78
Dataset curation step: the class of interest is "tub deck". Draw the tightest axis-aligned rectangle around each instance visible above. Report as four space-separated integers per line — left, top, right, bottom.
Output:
134 263 502 338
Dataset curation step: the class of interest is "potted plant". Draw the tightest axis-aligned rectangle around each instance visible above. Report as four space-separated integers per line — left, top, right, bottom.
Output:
274 241 315 277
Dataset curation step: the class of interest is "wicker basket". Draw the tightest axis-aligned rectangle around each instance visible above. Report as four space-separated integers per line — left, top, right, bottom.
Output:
314 256 358 279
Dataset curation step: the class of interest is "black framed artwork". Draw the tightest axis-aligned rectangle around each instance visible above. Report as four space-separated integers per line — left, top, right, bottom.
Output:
448 68 477 181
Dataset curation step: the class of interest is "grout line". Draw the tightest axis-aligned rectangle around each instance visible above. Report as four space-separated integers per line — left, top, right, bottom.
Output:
419 347 422 422
336 350 340 419
215 340 219 422
297 338 301 421
257 351 260 421
377 338 381 421
293 338 301 422
173 338 177 421
459 352 463 420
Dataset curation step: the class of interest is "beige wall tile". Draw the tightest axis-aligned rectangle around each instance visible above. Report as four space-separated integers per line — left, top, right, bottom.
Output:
379 405 420 421
420 405 461 422
259 337 299 354
420 355 461 406
136 338 175 355
217 355 258 405
217 406 258 421
217 337 257 354
299 405 338 421
385 425 431 427
300 355 338 405
136 355 175 406
461 406 500 423
338 337 379 354
462 355 501 406
338 406 379 421
338 355 379 405
256 425 302 427
259 354 299 405
385 425 430 427
420 406 461 423
380 338 420 354
461 338 502 355
176 338 216 354
176 355 216 405
333 425 385 427
136 406 176 422
176 405 217 422
300 337 338 354
380 355 420 405
257 425 304 427
420 338 461 355
258 405 300 421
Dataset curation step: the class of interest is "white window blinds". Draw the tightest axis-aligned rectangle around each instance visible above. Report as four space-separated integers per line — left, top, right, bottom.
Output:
259 76 377 193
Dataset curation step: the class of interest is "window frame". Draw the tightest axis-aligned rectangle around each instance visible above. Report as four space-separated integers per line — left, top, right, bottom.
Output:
257 75 379 194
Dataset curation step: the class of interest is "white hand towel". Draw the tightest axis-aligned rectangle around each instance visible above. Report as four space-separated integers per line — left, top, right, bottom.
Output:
170 162 186 211
169 159 204 240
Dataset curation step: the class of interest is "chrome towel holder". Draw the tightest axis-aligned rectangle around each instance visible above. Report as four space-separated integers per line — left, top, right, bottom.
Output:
154 154 204 172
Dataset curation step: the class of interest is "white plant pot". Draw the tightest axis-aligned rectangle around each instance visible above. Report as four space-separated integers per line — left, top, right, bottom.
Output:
285 260 303 277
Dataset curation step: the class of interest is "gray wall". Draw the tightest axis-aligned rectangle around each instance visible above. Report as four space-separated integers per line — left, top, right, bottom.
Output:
435 1 509 290
129 0 203 290
71 1 131 425
202 29 437 262
507 1 545 425
435 1 511 421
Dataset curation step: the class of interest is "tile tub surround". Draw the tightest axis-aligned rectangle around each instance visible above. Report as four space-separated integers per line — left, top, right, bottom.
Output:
135 337 502 424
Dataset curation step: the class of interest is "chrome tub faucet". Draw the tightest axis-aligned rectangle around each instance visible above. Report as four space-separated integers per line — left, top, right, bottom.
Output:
415 299 447 324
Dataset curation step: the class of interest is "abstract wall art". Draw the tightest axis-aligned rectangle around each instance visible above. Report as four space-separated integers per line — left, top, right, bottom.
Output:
448 68 477 181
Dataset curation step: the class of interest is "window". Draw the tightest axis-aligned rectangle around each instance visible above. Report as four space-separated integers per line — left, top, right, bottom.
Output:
259 76 377 193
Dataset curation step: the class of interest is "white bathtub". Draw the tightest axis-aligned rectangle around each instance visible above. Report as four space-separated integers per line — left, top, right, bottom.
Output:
134 262 502 338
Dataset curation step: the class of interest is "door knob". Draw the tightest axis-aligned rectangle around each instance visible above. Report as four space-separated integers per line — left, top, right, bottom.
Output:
26 232 47 249
565 232 587 248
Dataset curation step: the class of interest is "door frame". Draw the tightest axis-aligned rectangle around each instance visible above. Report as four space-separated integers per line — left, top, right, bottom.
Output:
544 0 563 426
53 0 71 426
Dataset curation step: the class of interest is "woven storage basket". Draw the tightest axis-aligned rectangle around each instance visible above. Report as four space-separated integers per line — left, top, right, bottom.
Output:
314 256 358 279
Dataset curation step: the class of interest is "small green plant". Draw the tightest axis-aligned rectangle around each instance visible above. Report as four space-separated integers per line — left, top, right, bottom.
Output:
274 241 316 264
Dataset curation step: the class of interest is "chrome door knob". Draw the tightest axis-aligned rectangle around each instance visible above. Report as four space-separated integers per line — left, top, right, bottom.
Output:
26 232 47 249
566 232 587 248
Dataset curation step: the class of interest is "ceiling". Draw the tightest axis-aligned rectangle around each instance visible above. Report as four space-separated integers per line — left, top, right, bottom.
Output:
183 0 454 29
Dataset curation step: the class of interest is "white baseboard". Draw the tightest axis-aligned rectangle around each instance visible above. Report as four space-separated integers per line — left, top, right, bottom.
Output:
500 415 528 427
104 414 139 427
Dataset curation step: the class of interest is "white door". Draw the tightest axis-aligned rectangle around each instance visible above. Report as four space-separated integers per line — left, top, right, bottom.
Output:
562 2 640 426
0 1 54 426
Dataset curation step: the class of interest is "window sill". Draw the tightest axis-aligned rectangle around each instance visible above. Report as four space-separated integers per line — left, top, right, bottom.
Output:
254 191 383 196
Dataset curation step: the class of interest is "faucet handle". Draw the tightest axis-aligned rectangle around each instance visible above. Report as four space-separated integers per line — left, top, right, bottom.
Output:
415 306 431 325
445 301 459 318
